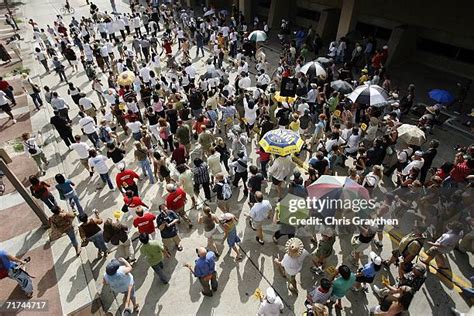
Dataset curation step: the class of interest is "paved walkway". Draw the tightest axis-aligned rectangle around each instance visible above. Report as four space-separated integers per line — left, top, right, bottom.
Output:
0 0 472 315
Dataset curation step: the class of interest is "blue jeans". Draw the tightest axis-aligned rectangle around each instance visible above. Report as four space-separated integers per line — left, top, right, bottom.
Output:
41 193 57 210
195 45 205 57
88 231 108 252
151 261 168 283
138 159 155 184
99 173 114 189
192 108 202 119
64 191 84 216
65 227 78 248
29 93 43 109
87 132 101 148
132 131 142 141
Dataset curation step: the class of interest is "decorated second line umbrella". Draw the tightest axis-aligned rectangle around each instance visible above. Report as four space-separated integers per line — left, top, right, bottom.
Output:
259 129 304 156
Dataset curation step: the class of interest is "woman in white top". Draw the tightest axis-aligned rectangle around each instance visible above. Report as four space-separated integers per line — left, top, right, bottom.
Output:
243 96 258 136
22 132 48 174
268 155 295 199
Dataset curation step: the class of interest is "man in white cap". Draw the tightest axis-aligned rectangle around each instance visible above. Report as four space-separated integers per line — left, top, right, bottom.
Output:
352 251 382 291
257 287 284 315
401 151 424 177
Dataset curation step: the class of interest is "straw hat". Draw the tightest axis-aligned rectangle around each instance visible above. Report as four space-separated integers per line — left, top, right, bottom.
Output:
285 238 304 257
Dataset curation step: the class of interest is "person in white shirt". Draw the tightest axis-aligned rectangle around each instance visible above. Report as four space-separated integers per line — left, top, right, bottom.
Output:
306 83 318 112
78 111 100 148
51 92 70 122
70 135 93 175
248 192 273 245
78 94 97 123
256 69 270 91
22 132 48 175
257 287 284 316
139 63 151 83
185 63 196 82
243 96 258 128
126 119 143 140
274 237 309 293
268 155 295 199
238 72 251 91
88 148 114 190
344 127 361 156
401 151 424 176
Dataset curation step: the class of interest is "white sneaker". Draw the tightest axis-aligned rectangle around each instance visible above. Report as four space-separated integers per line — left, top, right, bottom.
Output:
12 119 17 124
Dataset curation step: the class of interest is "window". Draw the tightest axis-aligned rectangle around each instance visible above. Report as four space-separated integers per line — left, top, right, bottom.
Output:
296 7 320 22
417 37 474 64
355 22 392 40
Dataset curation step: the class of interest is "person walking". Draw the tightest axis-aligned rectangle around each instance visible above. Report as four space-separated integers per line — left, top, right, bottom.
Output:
197 206 221 256
70 135 93 176
48 206 81 256
257 287 285 316
103 258 139 313
88 148 114 191
52 56 68 83
22 132 48 174
0 249 33 298
132 208 157 239
29 175 56 210
184 247 218 297
50 110 74 148
0 89 16 123
165 183 192 228
156 204 183 253
220 213 243 261
21 73 43 110
134 141 155 184
274 237 309 293
193 158 212 201
212 172 232 212
138 233 169 284
103 217 136 263
247 191 273 245
116 162 141 196
54 173 84 216
78 210 109 258
79 111 101 149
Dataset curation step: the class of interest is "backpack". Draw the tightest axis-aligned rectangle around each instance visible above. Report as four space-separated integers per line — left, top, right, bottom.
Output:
220 179 232 200
99 126 110 143
398 233 425 258
25 140 37 155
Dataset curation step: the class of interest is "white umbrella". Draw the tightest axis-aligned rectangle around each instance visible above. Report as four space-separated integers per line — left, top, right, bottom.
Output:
347 84 388 106
248 30 267 42
203 9 215 17
299 61 326 80
397 124 426 146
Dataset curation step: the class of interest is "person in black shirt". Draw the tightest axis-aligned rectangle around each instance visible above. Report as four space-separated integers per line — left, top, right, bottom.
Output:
50 110 74 148
276 103 291 127
189 88 203 118
247 165 264 206
309 151 329 177
420 139 439 183
258 114 274 141
106 142 126 164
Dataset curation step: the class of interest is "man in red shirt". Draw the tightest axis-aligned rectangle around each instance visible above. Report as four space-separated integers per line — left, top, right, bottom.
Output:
448 153 473 184
133 209 157 239
124 190 149 211
0 77 16 105
116 163 140 196
171 142 187 165
165 183 192 228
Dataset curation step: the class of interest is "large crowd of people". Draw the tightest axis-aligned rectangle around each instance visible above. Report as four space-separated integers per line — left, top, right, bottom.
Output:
0 0 473 315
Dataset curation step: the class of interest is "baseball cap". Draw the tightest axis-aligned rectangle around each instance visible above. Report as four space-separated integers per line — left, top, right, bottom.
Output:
369 251 382 265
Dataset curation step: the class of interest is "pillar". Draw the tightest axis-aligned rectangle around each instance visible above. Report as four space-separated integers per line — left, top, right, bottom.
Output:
238 0 253 24
384 26 417 67
316 8 340 45
267 0 293 28
336 0 358 40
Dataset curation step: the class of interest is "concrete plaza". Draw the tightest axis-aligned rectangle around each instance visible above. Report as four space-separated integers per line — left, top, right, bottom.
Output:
0 0 472 315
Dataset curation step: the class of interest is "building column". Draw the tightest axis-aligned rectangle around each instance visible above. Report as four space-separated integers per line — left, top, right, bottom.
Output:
336 0 358 40
316 8 340 45
238 0 253 24
267 0 293 28
385 26 417 67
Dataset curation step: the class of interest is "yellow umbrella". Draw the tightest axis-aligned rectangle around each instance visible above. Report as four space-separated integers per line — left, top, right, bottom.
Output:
259 129 304 156
273 91 296 104
117 71 135 86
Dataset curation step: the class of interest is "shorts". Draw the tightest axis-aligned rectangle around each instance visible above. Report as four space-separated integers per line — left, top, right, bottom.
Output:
162 235 181 249
252 219 264 230
271 177 283 186
312 246 332 259
204 226 218 239
425 246 442 257
120 285 136 300
355 275 374 283
354 242 371 253
80 158 89 169
84 107 97 117
1 103 12 112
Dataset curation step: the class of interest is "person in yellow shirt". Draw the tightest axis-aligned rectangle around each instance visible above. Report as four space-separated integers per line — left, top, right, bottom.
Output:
289 113 300 132
359 68 369 84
